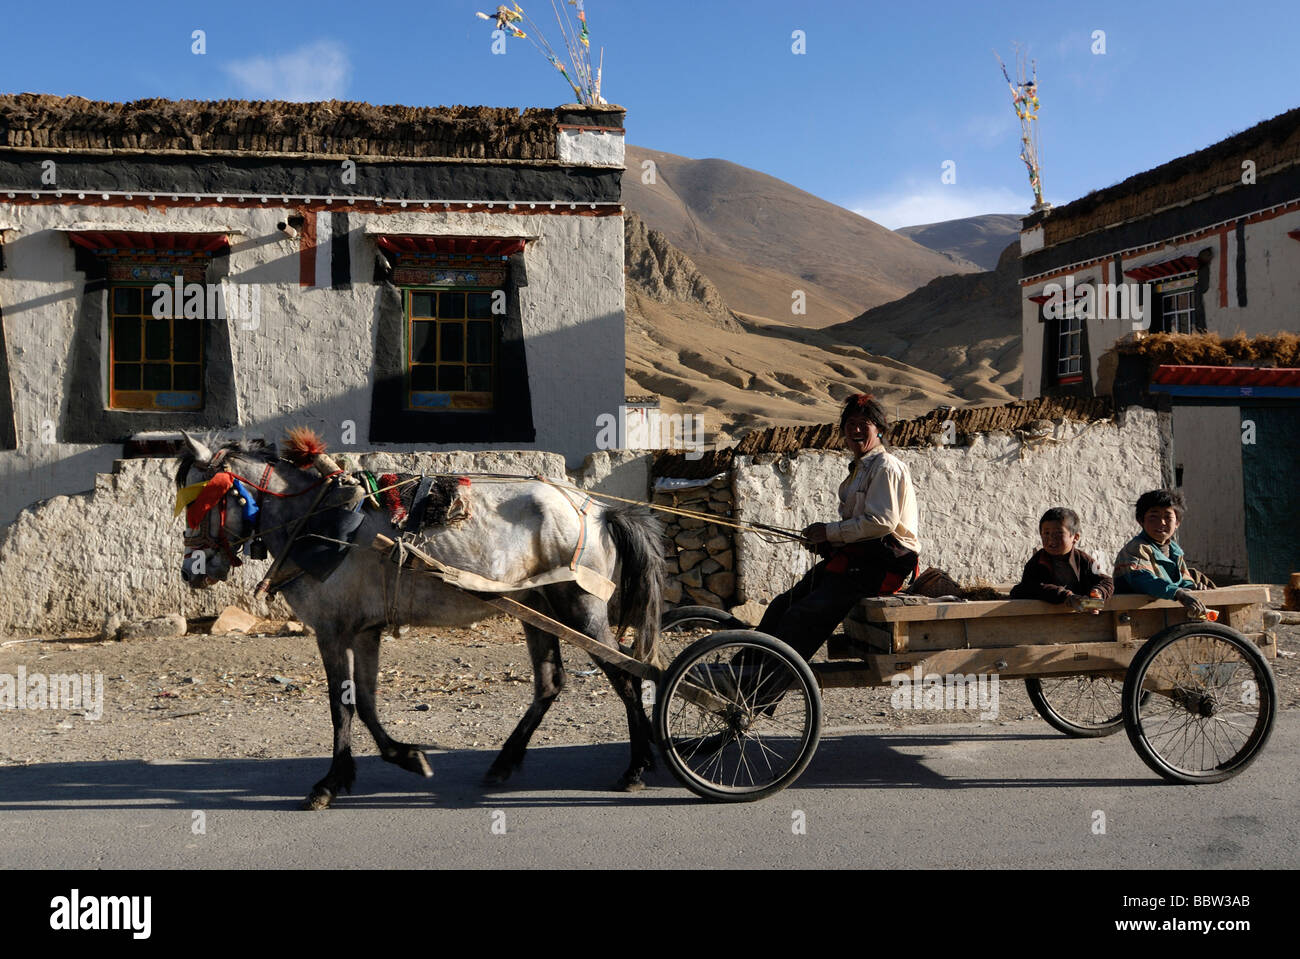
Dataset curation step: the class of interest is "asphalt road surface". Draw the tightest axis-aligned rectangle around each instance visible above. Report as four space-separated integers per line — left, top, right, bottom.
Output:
2 715 1296 870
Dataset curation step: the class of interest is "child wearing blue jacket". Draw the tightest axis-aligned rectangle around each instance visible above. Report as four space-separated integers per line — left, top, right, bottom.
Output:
1113 489 1213 617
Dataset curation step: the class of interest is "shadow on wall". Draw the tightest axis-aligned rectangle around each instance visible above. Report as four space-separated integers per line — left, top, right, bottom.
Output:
0 300 631 634
0 223 626 517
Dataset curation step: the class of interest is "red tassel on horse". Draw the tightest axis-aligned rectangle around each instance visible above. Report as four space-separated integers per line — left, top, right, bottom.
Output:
186 472 235 527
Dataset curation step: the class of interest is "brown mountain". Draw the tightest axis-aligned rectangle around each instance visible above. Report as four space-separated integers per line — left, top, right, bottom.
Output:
623 146 980 329
623 213 982 442
824 241 1024 403
897 214 1024 271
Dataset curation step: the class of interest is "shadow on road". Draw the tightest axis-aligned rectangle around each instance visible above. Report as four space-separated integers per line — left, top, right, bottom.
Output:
0 726 1161 812
798 730 1163 790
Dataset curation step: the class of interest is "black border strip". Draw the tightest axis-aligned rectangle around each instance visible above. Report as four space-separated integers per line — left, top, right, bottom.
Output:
1024 164 1300 276
0 155 622 205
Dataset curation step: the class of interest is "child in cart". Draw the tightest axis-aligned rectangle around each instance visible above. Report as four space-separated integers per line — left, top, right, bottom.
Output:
1113 489 1215 618
1010 507 1113 613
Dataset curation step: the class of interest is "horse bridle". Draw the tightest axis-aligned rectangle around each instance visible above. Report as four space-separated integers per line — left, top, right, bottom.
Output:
183 451 302 568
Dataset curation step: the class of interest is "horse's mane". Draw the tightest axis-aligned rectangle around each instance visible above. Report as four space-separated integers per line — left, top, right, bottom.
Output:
281 427 328 468
174 435 273 488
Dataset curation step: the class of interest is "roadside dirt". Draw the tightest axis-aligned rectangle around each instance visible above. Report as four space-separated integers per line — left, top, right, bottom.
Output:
2 614 1296 771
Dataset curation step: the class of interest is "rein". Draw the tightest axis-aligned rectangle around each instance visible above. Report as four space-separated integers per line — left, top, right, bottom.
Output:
181 459 808 592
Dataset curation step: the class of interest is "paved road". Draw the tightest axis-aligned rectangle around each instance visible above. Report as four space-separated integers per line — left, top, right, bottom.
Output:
2 715 1296 869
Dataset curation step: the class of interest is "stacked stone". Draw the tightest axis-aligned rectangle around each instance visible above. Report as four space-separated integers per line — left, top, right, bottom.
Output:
655 475 736 608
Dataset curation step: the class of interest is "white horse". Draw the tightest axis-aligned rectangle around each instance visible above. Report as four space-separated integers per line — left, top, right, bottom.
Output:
176 431 663 809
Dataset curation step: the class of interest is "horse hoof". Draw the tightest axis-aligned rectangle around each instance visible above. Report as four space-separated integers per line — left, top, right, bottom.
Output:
616 776 646 792
302 790 334 811
482 767 511 786
402 751 434 778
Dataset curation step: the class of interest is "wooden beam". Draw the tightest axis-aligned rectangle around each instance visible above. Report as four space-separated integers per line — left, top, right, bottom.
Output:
813 642 1138 687
857 585 1271 624
372 534 658 681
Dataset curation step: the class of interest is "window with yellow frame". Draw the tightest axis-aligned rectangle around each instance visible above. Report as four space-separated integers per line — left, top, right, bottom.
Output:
109 283 203 411
405 288 496 411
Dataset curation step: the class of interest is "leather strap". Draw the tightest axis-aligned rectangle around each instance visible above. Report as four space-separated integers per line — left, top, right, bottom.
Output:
404 475 437 533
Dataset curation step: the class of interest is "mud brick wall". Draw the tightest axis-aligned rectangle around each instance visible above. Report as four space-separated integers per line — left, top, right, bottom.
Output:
0 450 570 635
732 406 1168 606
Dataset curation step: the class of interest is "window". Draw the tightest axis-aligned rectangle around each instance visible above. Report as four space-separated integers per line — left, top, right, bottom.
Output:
370 234 535 444
109 284 203 410
405 288 496 410
1157 277 1197 333
1057 311 1083 380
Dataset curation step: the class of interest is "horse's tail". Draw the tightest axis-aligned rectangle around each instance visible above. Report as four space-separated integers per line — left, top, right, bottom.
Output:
602 504 664 667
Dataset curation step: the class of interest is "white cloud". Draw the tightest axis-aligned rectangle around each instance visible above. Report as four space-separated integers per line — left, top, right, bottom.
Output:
222 40 351 101
852 184 1029 230
956 111 1017 150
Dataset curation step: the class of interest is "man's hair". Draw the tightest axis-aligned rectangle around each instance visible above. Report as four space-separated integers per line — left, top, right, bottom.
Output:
1135 488 1185 523
840 393 888 434
1039 507 1080 534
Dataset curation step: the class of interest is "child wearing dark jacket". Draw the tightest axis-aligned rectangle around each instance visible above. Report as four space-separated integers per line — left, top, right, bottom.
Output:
1010 507 1114 611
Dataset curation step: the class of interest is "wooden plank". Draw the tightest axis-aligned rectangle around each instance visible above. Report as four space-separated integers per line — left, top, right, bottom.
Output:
840 618 894 653
1112 610 1134 646
479 592 659 681
857 585 1271 624
812 642 1137 688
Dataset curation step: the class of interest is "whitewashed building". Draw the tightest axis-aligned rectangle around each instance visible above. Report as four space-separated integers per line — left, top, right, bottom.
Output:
0 94 628 527
1020 106 1300 582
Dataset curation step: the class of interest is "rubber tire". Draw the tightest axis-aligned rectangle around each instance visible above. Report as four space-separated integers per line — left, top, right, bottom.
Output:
1025 675 1131 738
646 606 754 717
1122 622 1277 784
654 630 822 802
660 605 750 632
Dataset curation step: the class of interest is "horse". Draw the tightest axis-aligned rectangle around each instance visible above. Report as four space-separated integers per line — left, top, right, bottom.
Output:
174 430 663 810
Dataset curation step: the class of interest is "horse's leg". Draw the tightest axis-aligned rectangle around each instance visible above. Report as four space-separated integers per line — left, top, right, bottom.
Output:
484 622 565 785
592 654 656 792
353 625 432 778
552 586 656 792
305 628 359 810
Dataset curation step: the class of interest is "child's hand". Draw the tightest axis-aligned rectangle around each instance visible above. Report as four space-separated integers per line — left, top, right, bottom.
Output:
1067 594 1103 615
1174 589 1208 618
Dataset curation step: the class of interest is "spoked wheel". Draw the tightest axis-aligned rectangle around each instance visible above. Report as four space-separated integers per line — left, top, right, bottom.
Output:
1123 623 1277 784
658 605 750 660
1025 674 1147 738
654 630 821 802
661 605 750 632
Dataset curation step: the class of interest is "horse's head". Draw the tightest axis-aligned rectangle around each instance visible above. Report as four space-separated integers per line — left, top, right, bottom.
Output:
175 432 272 588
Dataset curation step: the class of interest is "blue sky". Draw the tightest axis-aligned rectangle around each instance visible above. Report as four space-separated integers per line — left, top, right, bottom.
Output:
3 1 1298 228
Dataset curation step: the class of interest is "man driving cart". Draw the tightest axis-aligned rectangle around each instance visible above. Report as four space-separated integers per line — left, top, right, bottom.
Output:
755 392 921 663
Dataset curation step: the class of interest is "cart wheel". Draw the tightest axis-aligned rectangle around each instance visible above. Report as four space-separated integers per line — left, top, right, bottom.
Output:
654 630 821 802
1122 622 1276 784
661 605 750 633
1025 675 1143 738
654 605 751 679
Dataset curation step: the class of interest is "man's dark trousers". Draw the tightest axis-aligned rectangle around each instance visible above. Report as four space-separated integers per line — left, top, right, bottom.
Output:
757 536 918 661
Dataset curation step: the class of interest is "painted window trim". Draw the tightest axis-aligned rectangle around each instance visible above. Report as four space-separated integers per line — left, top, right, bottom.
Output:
368 247 535 444
60 240 239 444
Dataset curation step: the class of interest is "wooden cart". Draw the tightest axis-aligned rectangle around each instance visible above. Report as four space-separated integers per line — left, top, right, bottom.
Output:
651 586 1280 801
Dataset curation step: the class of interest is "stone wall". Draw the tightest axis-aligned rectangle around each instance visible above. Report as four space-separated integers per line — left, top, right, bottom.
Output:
732 406 1167 605
654 476 737 608
0 449 573 636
